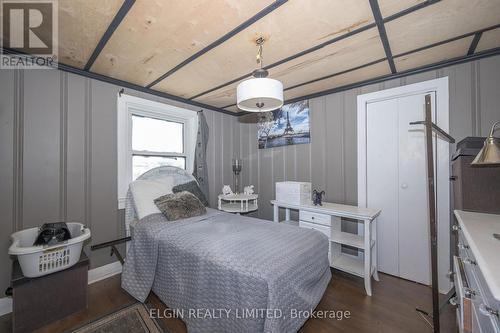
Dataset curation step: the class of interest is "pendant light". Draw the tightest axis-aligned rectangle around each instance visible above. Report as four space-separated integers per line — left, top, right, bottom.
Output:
237 38 283 112
471 120 500 167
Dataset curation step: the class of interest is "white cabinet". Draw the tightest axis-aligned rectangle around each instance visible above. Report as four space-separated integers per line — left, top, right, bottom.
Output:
275 181 311 205
454 210 500 333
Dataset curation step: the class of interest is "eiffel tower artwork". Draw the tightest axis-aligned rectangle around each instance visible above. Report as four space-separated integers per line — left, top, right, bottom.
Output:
283 111 294 136
257 100 310 149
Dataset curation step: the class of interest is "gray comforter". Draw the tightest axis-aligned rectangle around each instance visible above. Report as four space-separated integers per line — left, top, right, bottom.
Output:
122 209 331 333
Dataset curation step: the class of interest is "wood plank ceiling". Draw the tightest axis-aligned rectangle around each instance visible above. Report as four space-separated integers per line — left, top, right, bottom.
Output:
50 0 500 114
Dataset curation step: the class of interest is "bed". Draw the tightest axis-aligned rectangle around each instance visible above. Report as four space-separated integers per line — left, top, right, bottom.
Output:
121 166 331 333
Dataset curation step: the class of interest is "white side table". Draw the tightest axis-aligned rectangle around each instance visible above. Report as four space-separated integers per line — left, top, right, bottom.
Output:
218 193 258 214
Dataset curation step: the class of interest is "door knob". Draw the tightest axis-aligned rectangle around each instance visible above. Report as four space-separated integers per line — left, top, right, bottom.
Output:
401 183 408 189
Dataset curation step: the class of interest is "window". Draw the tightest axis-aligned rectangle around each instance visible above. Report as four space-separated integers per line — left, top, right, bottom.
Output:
131 115 185 179
117 94 197 208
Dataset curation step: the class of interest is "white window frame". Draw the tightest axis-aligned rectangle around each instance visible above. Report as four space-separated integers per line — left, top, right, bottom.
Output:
117 94 197 209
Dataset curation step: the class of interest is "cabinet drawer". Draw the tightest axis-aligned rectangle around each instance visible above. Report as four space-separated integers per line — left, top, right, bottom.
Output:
299 211 331 226
474 299 500 333
299 220 331 239
457 231 471 260
471 262 500 332
454 256 474 333
457 230 500 332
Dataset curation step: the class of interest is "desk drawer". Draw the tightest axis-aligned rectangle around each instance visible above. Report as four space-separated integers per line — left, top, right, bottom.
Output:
299 211 331 226
299 220 331 239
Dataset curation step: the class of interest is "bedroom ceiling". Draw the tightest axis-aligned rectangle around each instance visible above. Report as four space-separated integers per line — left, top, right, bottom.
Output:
27 0 500 114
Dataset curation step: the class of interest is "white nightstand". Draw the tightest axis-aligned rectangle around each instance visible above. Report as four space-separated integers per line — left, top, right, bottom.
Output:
218 193 258 214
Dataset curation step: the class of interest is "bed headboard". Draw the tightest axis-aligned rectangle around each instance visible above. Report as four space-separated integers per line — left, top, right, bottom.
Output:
124 166 196 236
135 165 195 184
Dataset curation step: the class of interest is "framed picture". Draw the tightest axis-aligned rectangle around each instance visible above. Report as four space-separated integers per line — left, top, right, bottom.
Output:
257 100 310 149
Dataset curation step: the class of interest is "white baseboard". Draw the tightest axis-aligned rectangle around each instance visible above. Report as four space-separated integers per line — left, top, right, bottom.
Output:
88 261 123 284
0 297 12 317
0 261 123 316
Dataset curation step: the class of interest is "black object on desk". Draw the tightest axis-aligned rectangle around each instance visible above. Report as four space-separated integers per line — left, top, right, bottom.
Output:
452 136 500 214
11 252 89 333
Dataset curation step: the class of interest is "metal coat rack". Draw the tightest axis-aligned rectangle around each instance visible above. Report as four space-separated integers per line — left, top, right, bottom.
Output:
410 94 455 333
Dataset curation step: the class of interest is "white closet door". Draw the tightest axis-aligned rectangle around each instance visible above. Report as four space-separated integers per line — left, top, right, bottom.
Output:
366 93 433 285
397 93 433 285
366 99 399 277
358 78 451 292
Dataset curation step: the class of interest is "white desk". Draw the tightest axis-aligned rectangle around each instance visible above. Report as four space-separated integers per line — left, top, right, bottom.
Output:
271 200 381 296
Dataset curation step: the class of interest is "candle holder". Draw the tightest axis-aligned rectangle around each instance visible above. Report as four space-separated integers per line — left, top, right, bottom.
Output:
232 158 242 193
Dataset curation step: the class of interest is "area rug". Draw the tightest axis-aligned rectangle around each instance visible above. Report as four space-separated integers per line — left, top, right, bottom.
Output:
71 303 166 333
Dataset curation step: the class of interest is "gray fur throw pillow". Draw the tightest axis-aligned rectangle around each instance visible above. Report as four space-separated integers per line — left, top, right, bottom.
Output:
172 180 209 206
154 191 206 221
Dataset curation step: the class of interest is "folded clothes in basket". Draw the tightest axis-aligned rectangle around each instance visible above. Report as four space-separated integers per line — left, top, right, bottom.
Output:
33 222 72 246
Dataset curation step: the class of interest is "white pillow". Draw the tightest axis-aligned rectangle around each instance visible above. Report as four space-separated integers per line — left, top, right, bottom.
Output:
129 179 174 219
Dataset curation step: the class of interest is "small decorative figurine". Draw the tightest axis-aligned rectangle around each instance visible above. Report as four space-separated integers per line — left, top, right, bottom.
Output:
244 185 255 195
312 189 325 206
222 185 234 196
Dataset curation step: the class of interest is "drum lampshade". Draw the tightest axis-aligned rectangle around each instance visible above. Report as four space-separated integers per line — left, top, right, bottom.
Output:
237 77 283 112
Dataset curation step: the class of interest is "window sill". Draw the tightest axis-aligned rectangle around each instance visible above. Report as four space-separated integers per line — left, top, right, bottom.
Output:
118 197 126 210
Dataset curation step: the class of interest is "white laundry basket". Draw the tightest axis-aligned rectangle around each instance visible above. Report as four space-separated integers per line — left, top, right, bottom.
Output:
8 223 91 278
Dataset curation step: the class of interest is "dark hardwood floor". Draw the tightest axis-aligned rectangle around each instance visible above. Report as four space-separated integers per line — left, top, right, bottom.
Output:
0 270 457 333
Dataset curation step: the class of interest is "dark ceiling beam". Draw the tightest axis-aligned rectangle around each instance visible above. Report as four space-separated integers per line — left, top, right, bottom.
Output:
285 58 387 92
467 32 483 55
220 58 387 109
189 23 376 101
279 27 500 106
84 0 136 71
229 23 500 111
1 48 237 116
369 0 396 73
394 23 500 58
279 47 500 107
145 0 288 89
229 23 500 114
190 0 441 101
383 0 440 23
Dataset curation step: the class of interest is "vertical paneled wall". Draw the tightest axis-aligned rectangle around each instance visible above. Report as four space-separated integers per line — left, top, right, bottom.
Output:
237 55 500 222
204 109 241 208
0 54 499 297
0 69 239 294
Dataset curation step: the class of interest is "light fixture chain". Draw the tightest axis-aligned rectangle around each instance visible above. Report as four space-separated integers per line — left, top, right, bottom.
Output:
256 39 264 69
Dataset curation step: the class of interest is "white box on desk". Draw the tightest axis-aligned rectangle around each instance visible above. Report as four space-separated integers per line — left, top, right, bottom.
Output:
275 181 312 205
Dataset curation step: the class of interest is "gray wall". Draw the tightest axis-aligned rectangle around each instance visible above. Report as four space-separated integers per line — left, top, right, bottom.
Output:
237 55 500 223
0 68 239 295
1 54 499 297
